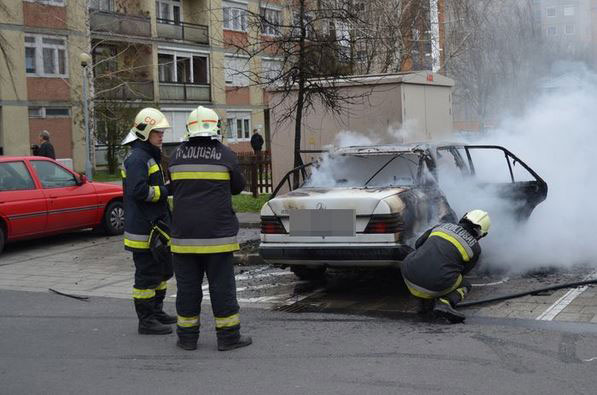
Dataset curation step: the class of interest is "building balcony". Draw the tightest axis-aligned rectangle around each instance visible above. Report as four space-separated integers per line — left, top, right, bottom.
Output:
95 79 154 101
159 82 211 101
156 19 209 45
90 10 151 37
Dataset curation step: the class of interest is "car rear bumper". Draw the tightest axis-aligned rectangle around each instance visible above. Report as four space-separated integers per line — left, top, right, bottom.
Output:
259 244 413 267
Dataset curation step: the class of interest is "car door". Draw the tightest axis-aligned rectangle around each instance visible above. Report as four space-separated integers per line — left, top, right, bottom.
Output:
462 145 548 220
29 159 99 232
0 161 47 238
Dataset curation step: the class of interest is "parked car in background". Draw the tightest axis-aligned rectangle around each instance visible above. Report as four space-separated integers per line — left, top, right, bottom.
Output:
259 143 548 279
0 156 124 254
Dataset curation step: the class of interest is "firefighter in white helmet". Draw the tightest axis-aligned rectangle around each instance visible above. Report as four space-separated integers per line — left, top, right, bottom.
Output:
121 108 176 335
401 209 491 323
168 106 252 351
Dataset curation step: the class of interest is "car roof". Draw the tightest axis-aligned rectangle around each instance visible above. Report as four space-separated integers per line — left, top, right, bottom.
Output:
0 156 54 162
331 142 464 155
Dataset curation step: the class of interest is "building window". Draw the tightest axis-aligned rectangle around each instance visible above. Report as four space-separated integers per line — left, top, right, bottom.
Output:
261 59 282 83
547 26 557 36
156 0 181 23
25 34 68 78
158 52 209 84
89 0 113 11
223 1 248 32
563 6 575 16
224 55 250 86
565 24 575 34
24 0 65 6
28 106 70 118
261 7 281 36
546 7 556 17
225 112 251 141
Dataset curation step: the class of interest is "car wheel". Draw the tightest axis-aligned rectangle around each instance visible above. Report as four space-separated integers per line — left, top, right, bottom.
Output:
291 266 327 281
102 201 124 235
0 226 5 255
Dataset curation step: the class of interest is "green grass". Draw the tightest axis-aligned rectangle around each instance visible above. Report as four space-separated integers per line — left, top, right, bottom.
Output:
93 169 122 182
232 193 270 212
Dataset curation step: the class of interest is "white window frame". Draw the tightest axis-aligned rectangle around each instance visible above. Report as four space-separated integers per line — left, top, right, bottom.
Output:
261 57 282 83
225 112 251 142
158 50 210 84
25 34 68 78
223 1 248 32
547 26 557 36
89 0 113 11
24 0 65 6
260 6 281 36
546 7 556 17
156 0 182 23
28 106 70 118
565 23 575 34
224 55 250 86
563 6 575 17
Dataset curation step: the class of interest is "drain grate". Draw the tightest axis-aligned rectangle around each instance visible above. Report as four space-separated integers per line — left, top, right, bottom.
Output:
274 303 321 313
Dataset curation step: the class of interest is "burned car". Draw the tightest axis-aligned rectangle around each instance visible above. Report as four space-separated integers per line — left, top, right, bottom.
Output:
259 143 547 279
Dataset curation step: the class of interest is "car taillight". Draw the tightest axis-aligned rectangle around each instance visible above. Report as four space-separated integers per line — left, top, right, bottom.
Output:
363 214 404 234
261 216 287 234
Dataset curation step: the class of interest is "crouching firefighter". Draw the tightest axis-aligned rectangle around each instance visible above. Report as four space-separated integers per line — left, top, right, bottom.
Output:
401 210 491 324
168 106 252 351
121 108 176 335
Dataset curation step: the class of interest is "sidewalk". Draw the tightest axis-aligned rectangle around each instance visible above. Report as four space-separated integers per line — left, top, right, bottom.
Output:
237 212 260 228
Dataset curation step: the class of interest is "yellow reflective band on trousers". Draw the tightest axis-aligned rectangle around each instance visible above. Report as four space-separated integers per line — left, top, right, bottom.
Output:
430 231 471 262
120 169 126 178
404 275 463 299
177 315 199 328
215 313 240 329
133 288 156 299
151 185 161 202
171 236 239 254
124 232 150 249
156 281 168 291
171 171 230 181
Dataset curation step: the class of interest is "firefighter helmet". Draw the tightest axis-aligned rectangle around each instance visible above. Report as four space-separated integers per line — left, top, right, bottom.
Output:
122 108 171 145
186 106 219 139
461 209 491 238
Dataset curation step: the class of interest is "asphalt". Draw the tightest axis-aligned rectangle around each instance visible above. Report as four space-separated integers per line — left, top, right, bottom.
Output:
2 289 597 394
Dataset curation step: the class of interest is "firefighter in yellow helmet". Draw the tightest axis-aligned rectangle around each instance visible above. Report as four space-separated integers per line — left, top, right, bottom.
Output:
401 210 491 323
168 106 252 351
121 108 176 335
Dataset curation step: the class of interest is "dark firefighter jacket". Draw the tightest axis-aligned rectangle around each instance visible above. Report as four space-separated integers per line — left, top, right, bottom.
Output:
122 140 170 252
168 137 245 254
401 222 481 297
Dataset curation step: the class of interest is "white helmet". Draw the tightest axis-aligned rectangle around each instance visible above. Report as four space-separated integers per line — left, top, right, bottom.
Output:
186 106 220 139
122 108 171 145
461 209 491 238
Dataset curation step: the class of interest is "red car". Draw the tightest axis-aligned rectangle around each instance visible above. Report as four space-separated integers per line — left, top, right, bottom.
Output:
0 156 124 254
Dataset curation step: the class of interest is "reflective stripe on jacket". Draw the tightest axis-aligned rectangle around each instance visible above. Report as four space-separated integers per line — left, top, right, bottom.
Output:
401 222 481 293
122 141 170 252
168 138 245 254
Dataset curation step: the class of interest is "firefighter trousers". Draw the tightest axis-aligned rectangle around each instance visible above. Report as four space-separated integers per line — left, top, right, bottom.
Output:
172 252 241 337
132 251 173 299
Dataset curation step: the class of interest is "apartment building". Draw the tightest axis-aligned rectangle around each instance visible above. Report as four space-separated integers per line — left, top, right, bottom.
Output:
0 0 88 168
532 0 592 45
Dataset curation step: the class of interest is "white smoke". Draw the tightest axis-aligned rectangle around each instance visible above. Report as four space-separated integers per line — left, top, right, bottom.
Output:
445 63 597 273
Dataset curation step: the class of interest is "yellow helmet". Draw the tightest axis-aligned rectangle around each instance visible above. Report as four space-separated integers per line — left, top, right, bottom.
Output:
186 106 219 139
122 108 170 145
462 209 491 238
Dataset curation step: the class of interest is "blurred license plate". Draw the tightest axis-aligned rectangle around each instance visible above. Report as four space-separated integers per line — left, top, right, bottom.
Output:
289 209 355 237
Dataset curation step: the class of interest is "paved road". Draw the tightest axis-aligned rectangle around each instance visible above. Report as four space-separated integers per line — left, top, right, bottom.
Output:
2 289 597 394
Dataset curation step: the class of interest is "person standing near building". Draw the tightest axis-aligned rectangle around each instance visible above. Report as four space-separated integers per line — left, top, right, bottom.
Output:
121 108 176 335
169 106 252 351
401 210 491 324
250 128 264 155
33 130 56 159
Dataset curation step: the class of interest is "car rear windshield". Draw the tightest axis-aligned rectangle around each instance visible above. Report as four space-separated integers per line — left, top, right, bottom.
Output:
305 153 420 188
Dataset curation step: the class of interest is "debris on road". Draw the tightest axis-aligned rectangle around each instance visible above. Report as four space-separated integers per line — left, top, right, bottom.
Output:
49 288 89 301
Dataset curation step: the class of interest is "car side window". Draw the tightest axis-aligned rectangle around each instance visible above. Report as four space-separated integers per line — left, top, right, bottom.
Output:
31 160 77 188
0 162 36 191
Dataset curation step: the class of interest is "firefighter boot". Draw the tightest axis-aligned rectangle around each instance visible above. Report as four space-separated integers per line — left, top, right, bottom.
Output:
135 298 173 335
433 298 466 324
154 289 177 324
216 326 252 351
176 326 199 351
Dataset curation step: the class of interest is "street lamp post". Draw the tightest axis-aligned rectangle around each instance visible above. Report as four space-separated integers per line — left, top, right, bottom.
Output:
80 52 93 181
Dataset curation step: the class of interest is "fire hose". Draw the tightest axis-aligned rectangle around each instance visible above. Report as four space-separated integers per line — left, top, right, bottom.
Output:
457 279 597 309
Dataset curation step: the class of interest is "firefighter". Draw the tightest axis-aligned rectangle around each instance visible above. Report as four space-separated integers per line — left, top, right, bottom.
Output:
168 106 252 351
121 108 176 335
401 210 491 324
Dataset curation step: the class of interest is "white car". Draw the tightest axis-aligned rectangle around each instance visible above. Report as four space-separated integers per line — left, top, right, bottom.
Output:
259 143 547 279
